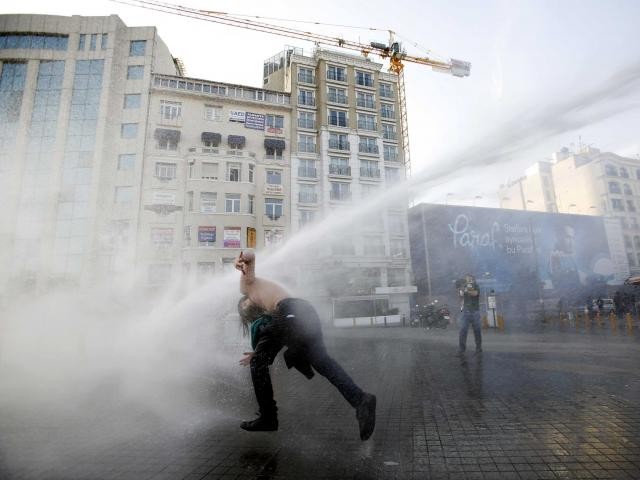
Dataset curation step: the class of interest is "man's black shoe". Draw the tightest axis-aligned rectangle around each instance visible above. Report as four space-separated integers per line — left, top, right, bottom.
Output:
240 416 278 432
356 393 376 441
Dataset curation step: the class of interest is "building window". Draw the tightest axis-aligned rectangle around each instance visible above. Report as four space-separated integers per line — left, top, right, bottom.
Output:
381 103 395 119
327 65 346 82
298 66 315 84
384 144 398 161
101 33 108 50
359 136 379 154
298 159 317 178
298 89 315 106
363 235 385 256
186 191 194 211
328 109 348 127
356 91 375 109
225 193 241 213
382 123 397 141
330 182 351 201
624 184 633 195
385 167 401 184
248 195 254 214
266 114 284 129
200 192 217 213
329 156 350 176
90 34 97 51
155 162 176 180
298 111 315 129
329 133 349 151
160 100 182 120
227 162 241 182
129 40 147 56
155 129 180 150
388 215 405 234
266 169 282 185
201 162 219 180
379 82 393 98
605 164 618 176
265 198 283 220
299 210 315 228
120 123 138 139
357 113 376 130
204 105 222 121
198 227 216 247
390 239 406 258
387 268 405 287
609 182 621 194
127 65 144 80
620 167 629 178
612 198 625 211
360 159 379 178
78 34 86 50
299 184 317 203
627 200 636 212
117 153 135 170
123 93 141 109
298 133 316 153
361 184 379 198
183 225 191 246
355 70 374 87
331 237 355 256
0 34 68 50
248 164 255 183
327 86 347 104
150 227 174 245
114 186 133 203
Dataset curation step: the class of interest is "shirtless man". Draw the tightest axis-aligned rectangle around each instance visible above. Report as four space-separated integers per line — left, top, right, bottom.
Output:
235 251 376 441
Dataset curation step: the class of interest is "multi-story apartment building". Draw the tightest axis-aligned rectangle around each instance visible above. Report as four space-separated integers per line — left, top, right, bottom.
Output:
263 47 414 322
139 75 291 285
0 14 180 293
498 146 638 274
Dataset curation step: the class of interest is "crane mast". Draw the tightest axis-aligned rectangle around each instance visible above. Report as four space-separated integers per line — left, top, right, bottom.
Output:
117 0 471 177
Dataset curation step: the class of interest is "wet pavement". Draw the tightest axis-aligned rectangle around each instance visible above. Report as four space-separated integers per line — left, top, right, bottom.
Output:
1 326 639 479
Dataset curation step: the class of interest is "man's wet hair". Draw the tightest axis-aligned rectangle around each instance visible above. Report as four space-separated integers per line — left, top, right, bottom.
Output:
237 296 265 336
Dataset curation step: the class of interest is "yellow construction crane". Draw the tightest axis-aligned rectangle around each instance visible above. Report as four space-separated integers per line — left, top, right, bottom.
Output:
115 0 471 175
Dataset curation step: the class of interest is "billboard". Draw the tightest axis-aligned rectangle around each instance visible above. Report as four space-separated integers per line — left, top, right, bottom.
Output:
409 204 619 305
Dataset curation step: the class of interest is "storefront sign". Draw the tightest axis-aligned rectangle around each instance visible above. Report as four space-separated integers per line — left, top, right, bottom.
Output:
198 226 216 243
229 110 245 122
224 226 241 248
245 112 265 130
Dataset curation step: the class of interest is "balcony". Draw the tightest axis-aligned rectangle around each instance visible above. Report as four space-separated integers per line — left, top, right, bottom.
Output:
359 144 379 155
383 131 397 141
298 143 317 154
329 165 351 177
298 192 318 203
356 77 374 88
327 71 347 82
327 93 348 104
328 139 350 151
381 109 395 119
384 150 399 162
356 99 375 109
360 167 381 179
298 97 316 107
298 118 316 129
330 191 352 201
297 72 315 84
298 166 317 178
357 121 377 131
188 146 220 155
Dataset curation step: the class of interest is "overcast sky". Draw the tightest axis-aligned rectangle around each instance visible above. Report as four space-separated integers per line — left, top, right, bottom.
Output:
5 0 640 206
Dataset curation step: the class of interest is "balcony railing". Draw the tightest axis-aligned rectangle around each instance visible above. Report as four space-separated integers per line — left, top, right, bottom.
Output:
297 166 317 178
298 96 316 107
383 131 397 141
298 192 318 203
360 167 381 178
327 93 348 104
358 121 377 130
328 139 350 151
381 109 395 119
298 119 316 129
327 71 347 82
297 72 315 84
298 143 317 153
329 165 351 176
330 191 352 201
359 144 379 154
384 150 398 162
357 99 375 109
356 77 374 87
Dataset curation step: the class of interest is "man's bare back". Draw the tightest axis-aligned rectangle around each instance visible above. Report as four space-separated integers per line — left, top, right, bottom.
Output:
235 251 289 313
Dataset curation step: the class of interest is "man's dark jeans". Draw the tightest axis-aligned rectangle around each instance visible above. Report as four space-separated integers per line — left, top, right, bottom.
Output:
249 298 364 417
458 310 482 352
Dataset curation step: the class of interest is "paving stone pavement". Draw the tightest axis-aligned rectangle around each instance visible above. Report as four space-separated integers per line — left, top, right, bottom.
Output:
1 327 639 480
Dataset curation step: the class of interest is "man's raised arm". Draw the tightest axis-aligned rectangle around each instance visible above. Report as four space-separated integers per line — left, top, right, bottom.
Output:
236 251 256 295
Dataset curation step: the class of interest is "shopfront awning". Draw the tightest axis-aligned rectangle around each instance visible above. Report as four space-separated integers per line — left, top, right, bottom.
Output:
228 135 246 148
154 128 181 142
264 138 285 150
201 132 221 145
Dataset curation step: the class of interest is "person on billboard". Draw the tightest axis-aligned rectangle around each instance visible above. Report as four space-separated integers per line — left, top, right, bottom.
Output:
548 225 585 303
457 274 482 354
234 250 377 441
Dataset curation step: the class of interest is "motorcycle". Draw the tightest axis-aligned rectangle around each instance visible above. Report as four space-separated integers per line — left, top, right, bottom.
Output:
410 301 451 328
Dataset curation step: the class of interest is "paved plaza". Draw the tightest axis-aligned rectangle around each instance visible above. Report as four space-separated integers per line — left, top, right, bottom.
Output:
1 325 639 480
